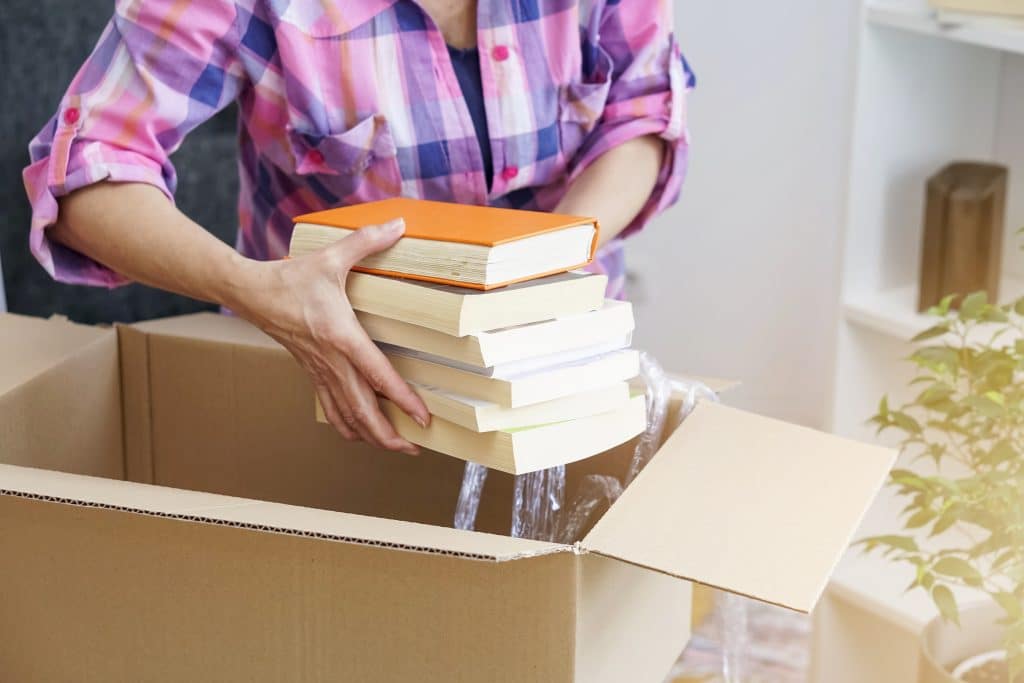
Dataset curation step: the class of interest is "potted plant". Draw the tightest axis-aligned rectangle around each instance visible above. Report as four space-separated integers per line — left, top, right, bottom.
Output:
860 291 1024 683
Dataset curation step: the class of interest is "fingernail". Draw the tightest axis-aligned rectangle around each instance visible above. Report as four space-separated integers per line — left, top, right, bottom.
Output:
382 218 405 234
415 414 429 429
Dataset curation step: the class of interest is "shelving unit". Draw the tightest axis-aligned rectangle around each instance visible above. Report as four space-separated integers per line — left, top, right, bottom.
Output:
867 2 1024 54
830 0 1024 441
843 276 1024 340
816 4 1024 681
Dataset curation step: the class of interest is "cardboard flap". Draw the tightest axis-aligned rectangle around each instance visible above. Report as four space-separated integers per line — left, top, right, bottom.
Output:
130 312 281 350
582 402 895 613
0 313 114 396
0 464 567 563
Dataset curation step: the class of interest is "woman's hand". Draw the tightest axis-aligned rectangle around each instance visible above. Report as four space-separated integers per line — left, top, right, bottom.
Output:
231 219 430 455
51 183 428 454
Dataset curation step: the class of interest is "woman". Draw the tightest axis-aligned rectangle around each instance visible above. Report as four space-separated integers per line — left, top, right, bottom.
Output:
24 0 693 455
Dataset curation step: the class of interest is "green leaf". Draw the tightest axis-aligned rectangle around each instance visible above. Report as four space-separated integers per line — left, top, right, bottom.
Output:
983 307 1009 323
931 510 959 537
933 557 982 582
960 292 988 320
994 592 1023 620
933 294 957 317
878 395 890 420
1015 297 1024 317
912 323 952 342
966 394 1006 418
912 347 961 372
985 440 1017 466
906 508 936 529
860 535 919 553
932 585 960 626
891 411 923 434
916 384 954 407
984 390 1006 406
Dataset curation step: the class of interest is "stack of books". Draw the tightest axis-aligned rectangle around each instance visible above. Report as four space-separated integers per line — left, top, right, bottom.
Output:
291 198 646 474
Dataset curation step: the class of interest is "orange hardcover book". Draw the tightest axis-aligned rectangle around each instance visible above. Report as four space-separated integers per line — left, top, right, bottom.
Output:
290 198 600 290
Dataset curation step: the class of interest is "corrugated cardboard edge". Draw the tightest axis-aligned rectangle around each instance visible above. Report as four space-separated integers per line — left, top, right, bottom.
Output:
0 482 570 564
117 325 153 484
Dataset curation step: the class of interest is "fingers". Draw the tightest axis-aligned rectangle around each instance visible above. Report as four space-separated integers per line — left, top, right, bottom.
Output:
328 218 406 271
337 360 420 457
345 327 431 428
314 380 358 441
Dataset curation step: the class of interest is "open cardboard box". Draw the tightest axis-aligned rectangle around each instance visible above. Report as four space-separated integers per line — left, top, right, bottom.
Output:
0 312 895 682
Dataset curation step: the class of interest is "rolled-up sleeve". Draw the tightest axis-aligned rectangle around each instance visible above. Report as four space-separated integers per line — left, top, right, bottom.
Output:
22 0 245 287
572 0 695 239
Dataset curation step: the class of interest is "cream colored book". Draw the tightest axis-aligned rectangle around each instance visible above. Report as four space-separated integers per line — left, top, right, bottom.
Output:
345 271 607 337
381 394 647 474
357 299 634 370
385 349 640 408
317 381 632 432
410 381 631 432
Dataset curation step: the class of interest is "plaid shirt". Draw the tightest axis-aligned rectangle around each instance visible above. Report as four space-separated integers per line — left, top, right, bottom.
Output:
24 0 693 299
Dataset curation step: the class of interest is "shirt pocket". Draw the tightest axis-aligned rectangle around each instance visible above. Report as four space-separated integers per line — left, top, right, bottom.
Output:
286 114 403 203
557 44 613 161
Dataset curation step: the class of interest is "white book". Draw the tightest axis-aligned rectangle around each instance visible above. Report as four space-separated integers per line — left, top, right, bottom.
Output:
384 349 641 408
407 381 631 432
379 334 632 378
357 300 635 370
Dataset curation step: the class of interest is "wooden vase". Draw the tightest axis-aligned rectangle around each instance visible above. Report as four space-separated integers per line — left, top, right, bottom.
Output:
919 162 1007 312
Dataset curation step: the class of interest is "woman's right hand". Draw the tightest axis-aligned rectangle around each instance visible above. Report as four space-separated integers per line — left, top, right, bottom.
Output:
231 218 430 455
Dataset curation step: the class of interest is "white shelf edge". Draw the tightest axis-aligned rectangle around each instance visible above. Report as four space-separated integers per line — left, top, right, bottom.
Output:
867 2 1024 55
843 277 1024 341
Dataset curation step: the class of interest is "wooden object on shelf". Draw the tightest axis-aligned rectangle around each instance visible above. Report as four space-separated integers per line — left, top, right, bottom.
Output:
918 162 1008 312
930 0 1024 18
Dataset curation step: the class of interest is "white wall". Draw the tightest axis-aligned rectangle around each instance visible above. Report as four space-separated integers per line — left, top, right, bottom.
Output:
628 0 860 428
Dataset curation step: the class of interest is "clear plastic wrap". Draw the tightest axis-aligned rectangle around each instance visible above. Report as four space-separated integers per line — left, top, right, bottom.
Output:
451 351 720 547
718 591 751 682
453 462 489 531
625 351 675 486
625 352 721 486
510 465 565 541
555 474 623 544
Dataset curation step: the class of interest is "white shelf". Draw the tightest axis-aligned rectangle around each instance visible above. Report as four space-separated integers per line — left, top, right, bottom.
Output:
867 2 1024 55
843 277 1024 340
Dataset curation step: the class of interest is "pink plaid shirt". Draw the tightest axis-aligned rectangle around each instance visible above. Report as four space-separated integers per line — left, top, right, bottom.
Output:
24 0 693 299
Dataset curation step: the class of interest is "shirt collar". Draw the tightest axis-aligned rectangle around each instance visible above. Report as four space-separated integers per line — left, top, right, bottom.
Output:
280 0 400 37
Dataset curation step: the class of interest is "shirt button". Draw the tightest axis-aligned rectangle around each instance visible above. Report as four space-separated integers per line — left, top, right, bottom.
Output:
492 45 510 62
501 166 519 181
63 107 80 125
308 149 325 166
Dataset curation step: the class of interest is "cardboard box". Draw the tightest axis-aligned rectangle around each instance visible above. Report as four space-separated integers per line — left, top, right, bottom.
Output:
0 312 895 682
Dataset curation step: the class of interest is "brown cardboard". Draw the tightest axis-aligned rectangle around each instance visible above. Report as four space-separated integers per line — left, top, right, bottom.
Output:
583 402 895 613
0 314 122 478
0 311 894 681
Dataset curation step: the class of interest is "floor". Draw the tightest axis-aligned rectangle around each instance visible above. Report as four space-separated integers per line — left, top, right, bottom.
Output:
667 597 811 683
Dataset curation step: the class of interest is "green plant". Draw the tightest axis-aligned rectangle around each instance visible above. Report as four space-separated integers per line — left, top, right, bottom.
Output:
860 291 1024 677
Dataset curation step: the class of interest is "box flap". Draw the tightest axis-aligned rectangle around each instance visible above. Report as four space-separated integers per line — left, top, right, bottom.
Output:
0 464 567 563
0 313 113 396
130 312 280 350
581 402 895 613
